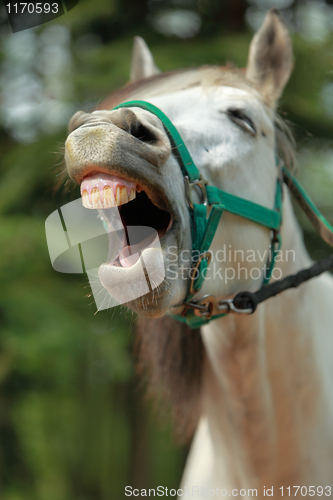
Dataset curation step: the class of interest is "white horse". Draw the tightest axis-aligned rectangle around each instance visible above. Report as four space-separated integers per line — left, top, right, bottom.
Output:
65 9 333 497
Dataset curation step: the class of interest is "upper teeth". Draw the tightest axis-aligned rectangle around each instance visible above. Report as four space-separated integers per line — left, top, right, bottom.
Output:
80 173 137 209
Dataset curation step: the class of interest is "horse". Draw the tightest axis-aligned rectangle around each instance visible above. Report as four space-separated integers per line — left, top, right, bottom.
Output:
64 8 333 497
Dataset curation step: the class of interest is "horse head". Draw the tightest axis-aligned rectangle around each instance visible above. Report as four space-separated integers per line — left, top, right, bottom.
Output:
64 9 294 319
63 9 333 488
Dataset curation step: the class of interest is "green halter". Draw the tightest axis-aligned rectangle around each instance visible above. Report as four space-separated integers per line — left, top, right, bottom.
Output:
112 100 283 328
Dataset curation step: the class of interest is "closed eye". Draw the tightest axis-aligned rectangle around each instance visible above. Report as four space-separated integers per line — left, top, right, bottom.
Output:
225 108 257 137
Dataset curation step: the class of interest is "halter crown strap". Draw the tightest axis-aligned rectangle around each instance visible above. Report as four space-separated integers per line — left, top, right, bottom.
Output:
112 100 283 327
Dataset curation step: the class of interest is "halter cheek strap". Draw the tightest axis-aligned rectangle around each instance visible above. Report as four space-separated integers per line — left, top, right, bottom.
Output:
112 100 283 328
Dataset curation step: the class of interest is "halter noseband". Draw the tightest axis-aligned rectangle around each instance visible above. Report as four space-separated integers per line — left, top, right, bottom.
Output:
113 100 284 327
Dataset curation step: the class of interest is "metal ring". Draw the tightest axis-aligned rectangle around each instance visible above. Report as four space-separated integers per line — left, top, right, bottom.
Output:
217 299 253 315
184 176 208 209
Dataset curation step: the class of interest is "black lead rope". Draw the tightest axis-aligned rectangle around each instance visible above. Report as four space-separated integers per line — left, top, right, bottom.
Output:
233 254 333 313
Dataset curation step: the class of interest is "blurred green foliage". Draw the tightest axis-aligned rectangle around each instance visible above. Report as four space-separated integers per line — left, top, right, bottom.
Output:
1 0 333 498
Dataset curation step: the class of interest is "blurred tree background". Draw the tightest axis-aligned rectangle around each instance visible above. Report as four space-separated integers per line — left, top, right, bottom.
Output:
0 0 333 498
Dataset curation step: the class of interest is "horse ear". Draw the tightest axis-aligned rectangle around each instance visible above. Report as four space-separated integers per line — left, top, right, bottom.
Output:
130 36 161 82
245 8 293 106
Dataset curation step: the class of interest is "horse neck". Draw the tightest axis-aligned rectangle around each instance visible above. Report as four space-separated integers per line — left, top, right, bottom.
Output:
195 187 331 487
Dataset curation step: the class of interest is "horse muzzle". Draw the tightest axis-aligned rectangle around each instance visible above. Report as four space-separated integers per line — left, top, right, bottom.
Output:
65 107 171 184
63 107 188 316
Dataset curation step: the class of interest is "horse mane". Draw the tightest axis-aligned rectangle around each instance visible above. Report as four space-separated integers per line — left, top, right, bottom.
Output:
99 65 253 109
275 114 297 172
135 315 204 442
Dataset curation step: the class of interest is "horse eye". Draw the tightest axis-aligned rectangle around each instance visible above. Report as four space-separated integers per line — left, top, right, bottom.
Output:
225 108 257 137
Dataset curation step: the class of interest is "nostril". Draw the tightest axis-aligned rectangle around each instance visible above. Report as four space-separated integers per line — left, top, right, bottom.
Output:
111 108 158 144
130 122 157 144
68 111 91 133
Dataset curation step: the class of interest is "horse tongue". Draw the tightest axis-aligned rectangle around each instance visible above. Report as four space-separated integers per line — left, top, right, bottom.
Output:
119 231 159 267
119 246 140 268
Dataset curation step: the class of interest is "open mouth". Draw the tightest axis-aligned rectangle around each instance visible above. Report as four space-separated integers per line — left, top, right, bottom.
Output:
81 172 172 268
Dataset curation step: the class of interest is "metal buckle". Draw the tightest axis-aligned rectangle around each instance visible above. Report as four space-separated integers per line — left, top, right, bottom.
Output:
183 294 217 320
183 295 254 319
272 228 281 245
194 295 216 320
189 251 212 295
184 176 208 209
